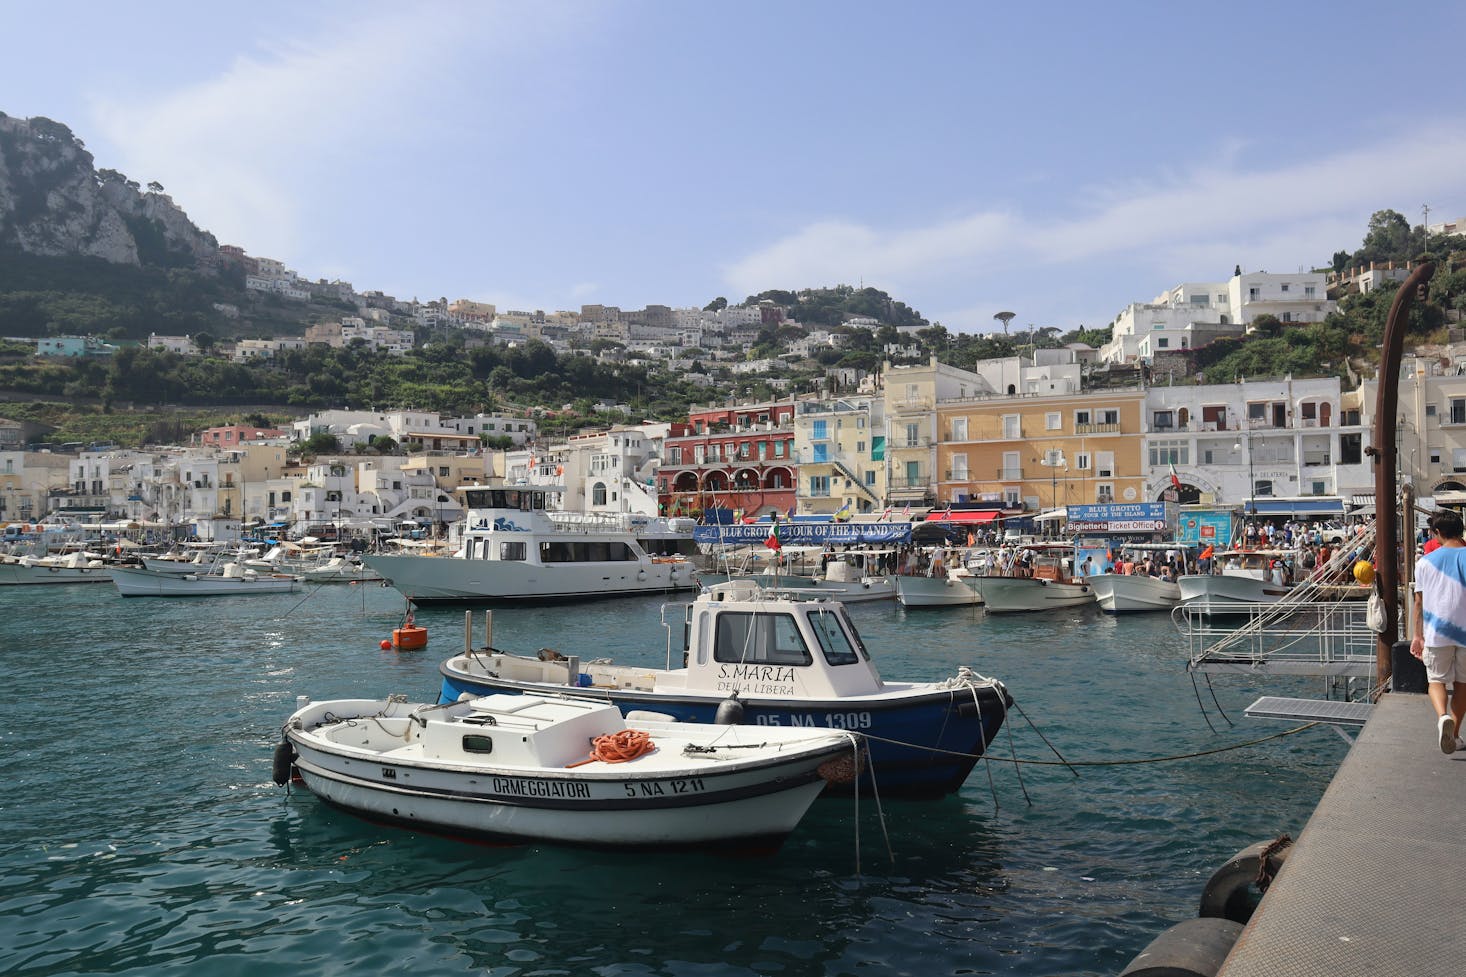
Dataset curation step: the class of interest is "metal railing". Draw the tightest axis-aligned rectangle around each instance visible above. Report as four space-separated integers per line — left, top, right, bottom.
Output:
1179 525 1378 680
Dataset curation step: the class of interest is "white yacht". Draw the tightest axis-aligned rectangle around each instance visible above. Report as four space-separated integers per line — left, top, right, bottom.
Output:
364 485 699 604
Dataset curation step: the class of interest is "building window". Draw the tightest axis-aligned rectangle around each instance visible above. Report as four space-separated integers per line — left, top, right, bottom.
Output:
1305 286 1315 297
1452 399 1466 425
951 417 968 441
809 475 830 497
1075 410 1091 426
1095 483 1114 502
865 470 875 485
593 482 607 505
1149 441 1189 466
1002 414 1020 439
1096 451 1115 477
1281 283 1290 292
1100 409 1119 425
1426 404 1438 418
1157 338 1169 348
1075 452 1090 470
1153 410 1174 430
1046 412 1061 431
905 423 920 447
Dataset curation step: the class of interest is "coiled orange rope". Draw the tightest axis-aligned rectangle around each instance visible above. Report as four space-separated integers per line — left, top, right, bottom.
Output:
567 730 655 767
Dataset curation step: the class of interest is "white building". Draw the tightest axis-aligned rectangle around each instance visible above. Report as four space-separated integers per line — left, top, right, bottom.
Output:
1103 271 1335 364
148 334 197 356
444 412 537 446
1141 377 1369 509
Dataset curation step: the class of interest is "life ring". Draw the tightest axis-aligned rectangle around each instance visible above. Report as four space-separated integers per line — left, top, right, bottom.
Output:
1118 917 1244 977
1198 836 1292 923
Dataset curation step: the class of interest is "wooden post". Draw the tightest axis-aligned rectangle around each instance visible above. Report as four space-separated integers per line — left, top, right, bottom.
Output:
1372 261 1435 685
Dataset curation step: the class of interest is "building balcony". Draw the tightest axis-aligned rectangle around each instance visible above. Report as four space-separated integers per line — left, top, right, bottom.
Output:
889 398 933 413
945 470 973 481
1075 423 1122 435
996 466 1024 480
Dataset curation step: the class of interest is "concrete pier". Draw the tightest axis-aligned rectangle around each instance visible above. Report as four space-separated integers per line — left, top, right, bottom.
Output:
1218 690 1466 975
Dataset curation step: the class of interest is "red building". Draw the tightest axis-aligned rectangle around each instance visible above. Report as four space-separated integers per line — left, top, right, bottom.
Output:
198 424 290 447
658 399 797 518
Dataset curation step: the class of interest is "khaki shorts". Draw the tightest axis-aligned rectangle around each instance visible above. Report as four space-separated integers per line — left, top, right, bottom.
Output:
1423 643 1466 685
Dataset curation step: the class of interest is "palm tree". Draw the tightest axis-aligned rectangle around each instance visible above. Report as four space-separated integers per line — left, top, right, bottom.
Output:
994 311 1016 337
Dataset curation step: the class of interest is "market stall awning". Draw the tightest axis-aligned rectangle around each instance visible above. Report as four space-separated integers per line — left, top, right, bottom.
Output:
1033 508 1068 523
1243 498 1345 517
926 509 1002 523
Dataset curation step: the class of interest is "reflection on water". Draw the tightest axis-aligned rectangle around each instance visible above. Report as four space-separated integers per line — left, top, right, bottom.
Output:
3 585 1346 976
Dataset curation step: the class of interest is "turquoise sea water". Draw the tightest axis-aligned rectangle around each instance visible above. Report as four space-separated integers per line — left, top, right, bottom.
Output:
2 583 1348 976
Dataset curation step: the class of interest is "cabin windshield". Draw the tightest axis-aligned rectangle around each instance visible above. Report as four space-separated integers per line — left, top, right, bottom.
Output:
807 606 863 665
461 488 547 512
713 611 812 667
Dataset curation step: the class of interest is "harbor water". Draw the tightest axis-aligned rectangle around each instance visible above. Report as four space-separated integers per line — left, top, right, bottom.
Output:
2 583 1349 976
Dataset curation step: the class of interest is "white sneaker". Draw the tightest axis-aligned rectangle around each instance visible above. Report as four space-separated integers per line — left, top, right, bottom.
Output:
1457 736 1466 752
1439 715 1457 755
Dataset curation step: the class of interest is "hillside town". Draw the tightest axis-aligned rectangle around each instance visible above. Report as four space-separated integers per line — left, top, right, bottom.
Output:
6 334 1466 539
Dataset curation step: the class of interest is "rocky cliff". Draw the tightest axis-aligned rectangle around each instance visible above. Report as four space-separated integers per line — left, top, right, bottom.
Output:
0 112 217 268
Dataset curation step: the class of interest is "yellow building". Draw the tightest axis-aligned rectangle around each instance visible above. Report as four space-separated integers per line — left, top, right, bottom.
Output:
936 390 1145 511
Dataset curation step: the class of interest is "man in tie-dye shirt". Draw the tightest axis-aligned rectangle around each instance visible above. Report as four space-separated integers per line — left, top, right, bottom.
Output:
1411 510 1466 754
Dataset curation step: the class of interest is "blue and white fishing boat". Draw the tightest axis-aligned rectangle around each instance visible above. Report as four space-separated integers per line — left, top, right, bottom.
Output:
437 580 1012 798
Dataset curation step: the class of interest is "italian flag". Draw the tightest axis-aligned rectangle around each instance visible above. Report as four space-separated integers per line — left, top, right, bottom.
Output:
765 517 783 551
1169 463 1181 489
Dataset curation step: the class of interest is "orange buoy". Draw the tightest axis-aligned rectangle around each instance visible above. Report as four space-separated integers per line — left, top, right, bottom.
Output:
391 625 428 651
379 639 392 650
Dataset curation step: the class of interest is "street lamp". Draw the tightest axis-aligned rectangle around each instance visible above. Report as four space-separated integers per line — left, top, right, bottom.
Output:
1233 434 1254 516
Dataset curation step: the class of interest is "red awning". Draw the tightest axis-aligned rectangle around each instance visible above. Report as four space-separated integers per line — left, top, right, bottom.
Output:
929 509 1001 523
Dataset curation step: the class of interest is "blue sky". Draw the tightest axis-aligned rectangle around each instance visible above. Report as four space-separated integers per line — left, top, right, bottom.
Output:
3 1 1462 334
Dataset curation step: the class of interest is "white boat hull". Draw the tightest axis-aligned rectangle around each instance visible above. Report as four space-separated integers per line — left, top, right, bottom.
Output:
1178 573 1292 613
110 565 300 596
365 553 697 603
0 561 113 585
969 576 1096 613
1088 573 1182 613
896 574 982 607
284 698 851 850
762 576 896 603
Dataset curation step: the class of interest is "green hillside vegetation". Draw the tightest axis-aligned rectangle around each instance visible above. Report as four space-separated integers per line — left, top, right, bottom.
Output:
1 209 1464 448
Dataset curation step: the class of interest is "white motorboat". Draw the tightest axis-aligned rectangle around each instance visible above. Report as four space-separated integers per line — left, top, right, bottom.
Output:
895 571 982 608
437 579 1012 798
1178 549 1293 614
110 562 301 597
247 545 382 583
276 691 855 852
140 544 242 575
364 485 698 604
895 549 983 608
0 550 114 586
967 543 1095 613
759 548 898 603
1088 573 1182 613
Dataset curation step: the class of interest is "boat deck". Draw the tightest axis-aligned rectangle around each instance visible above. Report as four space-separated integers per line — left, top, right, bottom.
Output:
1217 689 1466 976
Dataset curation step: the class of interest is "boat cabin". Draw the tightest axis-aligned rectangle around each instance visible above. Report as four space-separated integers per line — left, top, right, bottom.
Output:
674 581 885 699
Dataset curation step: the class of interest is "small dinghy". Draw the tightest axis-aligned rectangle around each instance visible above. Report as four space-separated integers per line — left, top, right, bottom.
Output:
276 692 857 852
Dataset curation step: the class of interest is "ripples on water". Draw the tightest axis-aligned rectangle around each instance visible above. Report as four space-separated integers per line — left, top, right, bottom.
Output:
1 586 1348 976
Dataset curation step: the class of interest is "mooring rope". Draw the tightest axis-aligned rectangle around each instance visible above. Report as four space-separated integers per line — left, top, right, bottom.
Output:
857 721 1322 769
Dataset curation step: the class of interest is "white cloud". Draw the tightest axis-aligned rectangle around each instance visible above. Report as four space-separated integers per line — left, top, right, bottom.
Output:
725 123 1466 327
82 4 594 263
